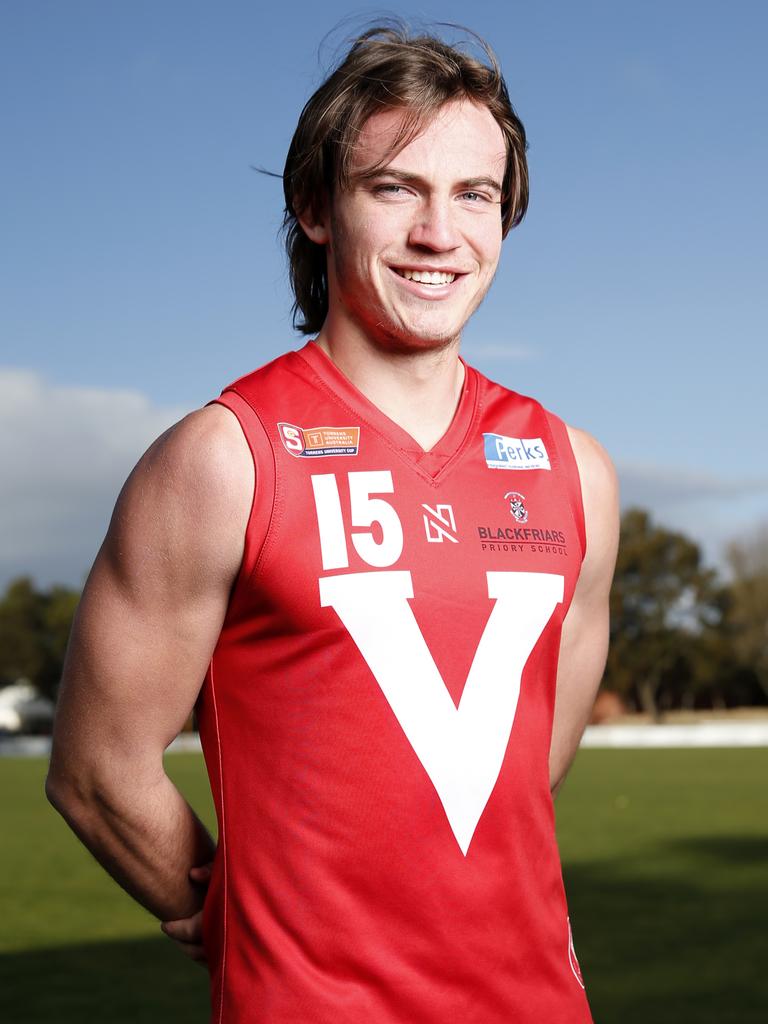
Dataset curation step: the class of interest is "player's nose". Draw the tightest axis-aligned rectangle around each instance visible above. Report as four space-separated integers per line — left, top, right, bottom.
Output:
407 197 461 252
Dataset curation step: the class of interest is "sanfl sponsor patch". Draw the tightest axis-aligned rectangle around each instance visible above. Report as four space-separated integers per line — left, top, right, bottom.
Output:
278 422 360 457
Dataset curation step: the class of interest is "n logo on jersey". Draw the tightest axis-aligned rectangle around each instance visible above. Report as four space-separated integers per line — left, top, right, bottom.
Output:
319 569 564 855
422 503 458 543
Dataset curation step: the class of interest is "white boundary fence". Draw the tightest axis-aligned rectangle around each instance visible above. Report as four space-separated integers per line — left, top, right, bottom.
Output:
581 721 768 748
3 722 768 757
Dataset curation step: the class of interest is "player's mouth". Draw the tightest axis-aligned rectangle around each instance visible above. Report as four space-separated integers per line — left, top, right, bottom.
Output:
393 268 456 285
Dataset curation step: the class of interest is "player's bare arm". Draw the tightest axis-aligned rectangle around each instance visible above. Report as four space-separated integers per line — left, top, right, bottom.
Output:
45 403 253 922
549 427 619 794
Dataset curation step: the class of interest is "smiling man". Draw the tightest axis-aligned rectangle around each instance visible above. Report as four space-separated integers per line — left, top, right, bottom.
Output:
308 100 504 361
46 24 618 1024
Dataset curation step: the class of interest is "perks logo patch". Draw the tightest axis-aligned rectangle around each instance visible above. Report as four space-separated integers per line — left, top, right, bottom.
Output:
278 422 360 458
483 433 550 471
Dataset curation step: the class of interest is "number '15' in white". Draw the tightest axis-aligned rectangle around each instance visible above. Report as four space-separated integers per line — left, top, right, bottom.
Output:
311 471 403 570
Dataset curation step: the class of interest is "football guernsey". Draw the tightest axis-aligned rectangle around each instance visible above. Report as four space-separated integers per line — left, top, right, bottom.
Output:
196 340 593 1023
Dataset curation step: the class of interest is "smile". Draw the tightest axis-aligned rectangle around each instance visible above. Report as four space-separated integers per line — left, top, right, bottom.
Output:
393 268 456 285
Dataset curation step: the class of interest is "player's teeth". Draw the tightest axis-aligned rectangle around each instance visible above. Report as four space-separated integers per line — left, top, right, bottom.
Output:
401 269 455 285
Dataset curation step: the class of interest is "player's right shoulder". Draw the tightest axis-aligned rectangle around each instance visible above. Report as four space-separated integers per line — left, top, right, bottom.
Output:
128 403 253 514
103 403 255 591
143 402 252 494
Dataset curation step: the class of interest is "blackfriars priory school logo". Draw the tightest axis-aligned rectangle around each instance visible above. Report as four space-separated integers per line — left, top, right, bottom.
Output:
504 491 528 524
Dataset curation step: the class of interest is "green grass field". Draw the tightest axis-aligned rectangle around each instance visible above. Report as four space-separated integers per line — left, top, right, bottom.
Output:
1 749 766 1022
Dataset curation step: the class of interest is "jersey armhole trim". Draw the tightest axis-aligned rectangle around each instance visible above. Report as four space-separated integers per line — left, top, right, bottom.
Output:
541 408 588 563
207 391 278 594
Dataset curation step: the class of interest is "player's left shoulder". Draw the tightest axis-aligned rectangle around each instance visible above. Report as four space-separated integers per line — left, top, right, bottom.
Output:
564 424 619 575
564 424 618 509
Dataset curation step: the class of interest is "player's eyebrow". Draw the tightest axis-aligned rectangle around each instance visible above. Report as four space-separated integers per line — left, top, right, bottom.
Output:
355 167 503 196
459 176 503 197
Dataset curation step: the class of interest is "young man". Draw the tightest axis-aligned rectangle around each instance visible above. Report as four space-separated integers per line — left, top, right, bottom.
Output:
47 25 618 1023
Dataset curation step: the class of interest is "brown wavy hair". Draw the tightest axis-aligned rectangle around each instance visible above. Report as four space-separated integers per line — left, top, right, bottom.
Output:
282 23 529 334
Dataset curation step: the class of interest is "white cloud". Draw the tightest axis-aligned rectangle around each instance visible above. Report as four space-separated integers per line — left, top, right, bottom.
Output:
0 369 187 589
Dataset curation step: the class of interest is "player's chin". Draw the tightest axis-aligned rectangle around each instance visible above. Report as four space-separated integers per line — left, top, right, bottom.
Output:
408 310 474 345
372 300 470 350
385 322 465 353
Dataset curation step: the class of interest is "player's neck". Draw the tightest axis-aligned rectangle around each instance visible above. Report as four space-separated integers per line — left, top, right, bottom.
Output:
313 327 465 452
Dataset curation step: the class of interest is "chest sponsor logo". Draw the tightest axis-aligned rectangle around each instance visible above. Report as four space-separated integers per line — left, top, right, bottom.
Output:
311 471 564 855
483 432 551 471
478 491 568 556
422 503 458 543
279 422 360 458
478 525 568 555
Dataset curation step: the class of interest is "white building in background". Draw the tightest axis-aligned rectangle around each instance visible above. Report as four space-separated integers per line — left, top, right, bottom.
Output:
0 680 55 733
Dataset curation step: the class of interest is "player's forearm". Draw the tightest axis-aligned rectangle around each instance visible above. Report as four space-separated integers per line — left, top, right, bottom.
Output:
549 702 596 796
550 613 611 795
46 763 215 921
550 754 578 798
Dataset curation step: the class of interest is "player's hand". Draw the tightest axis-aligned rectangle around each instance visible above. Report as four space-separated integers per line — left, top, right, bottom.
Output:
161 862 212 965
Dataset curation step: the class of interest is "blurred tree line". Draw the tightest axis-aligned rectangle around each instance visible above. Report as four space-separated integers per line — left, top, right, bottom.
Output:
0 577 80 700
605 509 768 717
0 507 766 718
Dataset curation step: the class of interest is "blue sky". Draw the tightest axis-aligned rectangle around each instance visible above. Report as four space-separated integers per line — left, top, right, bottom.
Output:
1 0 766 587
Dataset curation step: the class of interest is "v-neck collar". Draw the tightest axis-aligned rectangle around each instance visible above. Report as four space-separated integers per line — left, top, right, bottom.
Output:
296 340 480 484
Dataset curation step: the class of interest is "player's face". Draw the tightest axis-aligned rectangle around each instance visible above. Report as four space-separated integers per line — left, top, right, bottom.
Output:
313 99 507 353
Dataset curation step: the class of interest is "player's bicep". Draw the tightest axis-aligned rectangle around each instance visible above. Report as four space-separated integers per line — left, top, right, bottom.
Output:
50 406 252 783
59 554 224 765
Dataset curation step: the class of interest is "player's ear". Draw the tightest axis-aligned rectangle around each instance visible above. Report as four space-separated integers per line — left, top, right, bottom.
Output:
296 199 329 245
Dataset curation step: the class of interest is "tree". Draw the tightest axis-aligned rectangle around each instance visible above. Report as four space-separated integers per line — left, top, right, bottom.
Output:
0 577 80 700
724 526 768 702
603 508 727 717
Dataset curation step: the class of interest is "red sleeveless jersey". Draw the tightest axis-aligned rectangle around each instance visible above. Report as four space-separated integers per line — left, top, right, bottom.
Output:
196 340 592 1023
